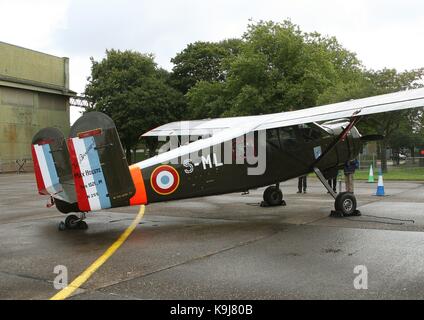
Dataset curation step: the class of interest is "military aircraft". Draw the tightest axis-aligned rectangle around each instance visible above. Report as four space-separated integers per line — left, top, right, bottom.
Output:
31 88 424 230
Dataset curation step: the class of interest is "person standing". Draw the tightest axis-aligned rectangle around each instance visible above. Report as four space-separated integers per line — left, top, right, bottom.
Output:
327 173 338 193
297 175 307 193
344 159 359 193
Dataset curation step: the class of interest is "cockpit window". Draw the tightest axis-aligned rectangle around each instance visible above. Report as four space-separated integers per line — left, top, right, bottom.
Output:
279 127 297 147
279 127 296 140
297 123 326 142
266 128 280 148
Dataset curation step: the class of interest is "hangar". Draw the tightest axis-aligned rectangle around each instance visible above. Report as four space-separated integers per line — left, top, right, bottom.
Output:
0 42 75 173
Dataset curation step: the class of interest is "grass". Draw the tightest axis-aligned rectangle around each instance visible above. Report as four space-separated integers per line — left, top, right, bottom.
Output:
355 166 424 181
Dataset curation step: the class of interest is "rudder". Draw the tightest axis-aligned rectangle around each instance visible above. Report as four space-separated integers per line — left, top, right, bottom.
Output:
31 127 77 206
67 112 136 212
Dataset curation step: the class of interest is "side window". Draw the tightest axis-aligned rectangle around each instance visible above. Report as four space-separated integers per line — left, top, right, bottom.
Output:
232 132 259 160
245 131 258 157
297 123 323 142
279 126 297 147
266 128 280 148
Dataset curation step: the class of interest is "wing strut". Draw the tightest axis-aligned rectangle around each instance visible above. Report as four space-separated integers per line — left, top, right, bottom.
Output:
313 167 337 199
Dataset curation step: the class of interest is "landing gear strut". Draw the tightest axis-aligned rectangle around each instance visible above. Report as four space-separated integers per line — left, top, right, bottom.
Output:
261 183 286 207
313 167 361 217
58 213 88 231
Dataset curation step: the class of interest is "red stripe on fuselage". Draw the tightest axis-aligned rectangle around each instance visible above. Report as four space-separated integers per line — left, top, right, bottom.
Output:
129 165 148 205
31 145 47 195
67 138 91 211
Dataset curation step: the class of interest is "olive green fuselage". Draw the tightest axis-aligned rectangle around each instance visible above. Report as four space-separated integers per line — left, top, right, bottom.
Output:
142 123 362 204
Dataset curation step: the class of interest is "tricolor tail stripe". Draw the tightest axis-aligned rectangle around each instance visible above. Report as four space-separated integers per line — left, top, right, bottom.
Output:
31 145 46 194
31 143 62 195
68 136 111 212
67 138 90 211
82 136 111 209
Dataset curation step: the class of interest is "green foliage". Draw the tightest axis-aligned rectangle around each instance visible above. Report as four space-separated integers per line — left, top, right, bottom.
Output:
356 68 424 137
331 67 424 172
178 20 424 173
85 49 185 162
170 39 243 94
186 20 363 118
186 81 230 119
318 65 424 170
83 20 424 167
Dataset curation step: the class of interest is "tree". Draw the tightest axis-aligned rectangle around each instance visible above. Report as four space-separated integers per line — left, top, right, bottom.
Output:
185 81 230 119
318 66 424 172
85 49 185 163
186 20 363 118
170 39 243 94
357 69 424 171
178 20 424 172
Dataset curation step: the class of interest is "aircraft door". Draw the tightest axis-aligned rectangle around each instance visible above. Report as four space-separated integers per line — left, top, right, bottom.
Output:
277 126 309 177
296 123 338 169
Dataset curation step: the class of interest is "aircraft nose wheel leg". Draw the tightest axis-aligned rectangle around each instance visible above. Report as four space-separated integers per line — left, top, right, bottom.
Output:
58 213 88 231
261 184 286 207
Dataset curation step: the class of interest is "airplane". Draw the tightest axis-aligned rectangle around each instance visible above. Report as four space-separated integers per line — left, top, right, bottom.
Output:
31 88 424 230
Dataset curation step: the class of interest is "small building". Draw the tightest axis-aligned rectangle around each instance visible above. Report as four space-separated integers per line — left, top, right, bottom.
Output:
0 42 75 172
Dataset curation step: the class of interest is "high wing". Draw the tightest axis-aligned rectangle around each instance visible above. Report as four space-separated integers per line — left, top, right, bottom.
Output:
137 88 424 169
256 88 424 131
142 116 262 137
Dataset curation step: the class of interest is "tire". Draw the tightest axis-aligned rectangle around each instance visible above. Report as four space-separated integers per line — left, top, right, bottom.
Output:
77 221 88 230
58 221 66 231
335 192 357 216
65 214 80 229
263 186 283 206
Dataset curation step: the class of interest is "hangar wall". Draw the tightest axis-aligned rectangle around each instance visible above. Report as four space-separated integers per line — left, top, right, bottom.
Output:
0 42 75 173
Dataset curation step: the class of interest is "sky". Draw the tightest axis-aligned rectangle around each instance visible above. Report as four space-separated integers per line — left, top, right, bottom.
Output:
0 0 423 123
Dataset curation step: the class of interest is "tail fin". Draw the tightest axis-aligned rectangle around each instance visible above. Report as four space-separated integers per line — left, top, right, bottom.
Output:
32 112 140 213
31 127 77 205
66 112 136 212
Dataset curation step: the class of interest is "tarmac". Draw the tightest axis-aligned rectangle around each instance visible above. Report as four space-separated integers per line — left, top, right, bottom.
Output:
1 173 424 299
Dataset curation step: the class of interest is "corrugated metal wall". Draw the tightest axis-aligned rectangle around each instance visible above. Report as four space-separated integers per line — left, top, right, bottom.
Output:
0 42 71 173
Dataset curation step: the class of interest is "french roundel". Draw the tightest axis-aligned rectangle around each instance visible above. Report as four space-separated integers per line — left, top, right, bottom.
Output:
150 165 180 195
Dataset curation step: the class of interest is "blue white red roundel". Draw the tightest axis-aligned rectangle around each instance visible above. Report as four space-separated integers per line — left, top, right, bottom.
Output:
150 165 180 195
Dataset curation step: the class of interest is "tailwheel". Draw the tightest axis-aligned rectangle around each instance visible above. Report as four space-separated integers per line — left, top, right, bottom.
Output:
261 186 285 207
65 214 80 229
333 192 360 217
78 221 88 230
59 214 88 231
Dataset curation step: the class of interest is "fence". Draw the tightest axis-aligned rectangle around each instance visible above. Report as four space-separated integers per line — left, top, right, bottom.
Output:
0 159 33 174
357 155 424 171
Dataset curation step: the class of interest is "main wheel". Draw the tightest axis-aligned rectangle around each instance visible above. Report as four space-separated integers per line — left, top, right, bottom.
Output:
65 214 80 229
263 186 283 206
334 192 357 216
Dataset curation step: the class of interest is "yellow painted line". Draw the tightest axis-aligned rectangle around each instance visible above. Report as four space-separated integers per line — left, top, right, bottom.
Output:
50 205 145 300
